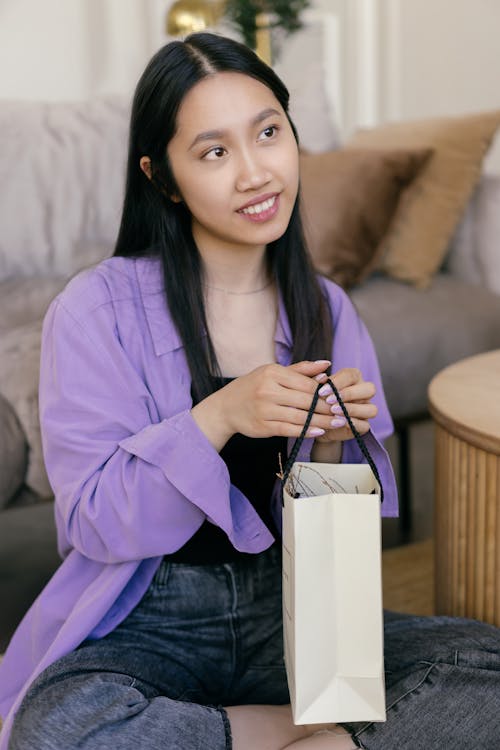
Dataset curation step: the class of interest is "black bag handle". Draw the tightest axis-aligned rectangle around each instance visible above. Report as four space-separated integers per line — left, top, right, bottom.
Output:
281 377 384 504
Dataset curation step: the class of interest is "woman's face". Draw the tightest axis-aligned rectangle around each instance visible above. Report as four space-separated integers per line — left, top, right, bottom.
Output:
166 71 300 258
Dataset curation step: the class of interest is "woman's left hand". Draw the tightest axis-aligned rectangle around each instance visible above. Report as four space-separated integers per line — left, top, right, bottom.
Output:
313 367 378 444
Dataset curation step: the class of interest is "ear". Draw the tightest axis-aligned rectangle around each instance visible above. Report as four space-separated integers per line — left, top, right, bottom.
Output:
140 156 182 202
139 156 152 180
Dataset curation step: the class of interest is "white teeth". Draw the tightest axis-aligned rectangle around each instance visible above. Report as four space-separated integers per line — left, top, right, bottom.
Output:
241 195 276 215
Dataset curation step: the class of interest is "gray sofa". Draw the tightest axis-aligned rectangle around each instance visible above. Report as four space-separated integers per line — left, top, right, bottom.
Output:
1 97 500 650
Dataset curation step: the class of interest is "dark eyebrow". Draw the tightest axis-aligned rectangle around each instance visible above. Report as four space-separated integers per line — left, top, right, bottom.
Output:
188 107 282 150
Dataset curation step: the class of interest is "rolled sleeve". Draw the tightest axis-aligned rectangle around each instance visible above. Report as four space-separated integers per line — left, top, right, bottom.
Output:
40 296 235 564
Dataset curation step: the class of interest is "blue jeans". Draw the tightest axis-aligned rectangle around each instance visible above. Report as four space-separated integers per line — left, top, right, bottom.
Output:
9 545 500 749
346 612 500 748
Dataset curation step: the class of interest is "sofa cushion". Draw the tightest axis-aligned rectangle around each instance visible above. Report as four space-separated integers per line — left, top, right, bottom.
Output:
348 110 500 288
0 276 67 331
0 97 128 282
447 174 500 296
0 319 50 497
351 273 500 420
0 392 28 509
300 147 431 288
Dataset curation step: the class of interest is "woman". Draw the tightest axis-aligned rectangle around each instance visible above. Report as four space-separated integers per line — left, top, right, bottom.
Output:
1 33 499 750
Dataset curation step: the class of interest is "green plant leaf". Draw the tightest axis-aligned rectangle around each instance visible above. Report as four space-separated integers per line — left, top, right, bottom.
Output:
224 0 310 52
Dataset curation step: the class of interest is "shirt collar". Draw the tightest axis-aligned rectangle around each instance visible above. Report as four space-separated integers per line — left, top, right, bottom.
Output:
135 256 293 356
135 257 183 355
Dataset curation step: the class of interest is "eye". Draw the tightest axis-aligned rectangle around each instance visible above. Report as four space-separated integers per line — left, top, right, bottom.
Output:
258 125 278 141
202 145 227 161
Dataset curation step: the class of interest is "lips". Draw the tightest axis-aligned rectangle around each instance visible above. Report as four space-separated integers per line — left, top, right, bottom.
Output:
237 194 280 223
239 195 276 216
237 192 279 213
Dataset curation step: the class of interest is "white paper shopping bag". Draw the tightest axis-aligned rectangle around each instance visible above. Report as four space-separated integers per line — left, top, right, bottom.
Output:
280 379 386 725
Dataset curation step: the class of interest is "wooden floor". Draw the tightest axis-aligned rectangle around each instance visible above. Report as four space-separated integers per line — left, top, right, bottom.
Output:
382 538 434 615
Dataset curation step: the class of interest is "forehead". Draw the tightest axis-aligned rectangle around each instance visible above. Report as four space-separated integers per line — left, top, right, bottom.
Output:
174 71 283 134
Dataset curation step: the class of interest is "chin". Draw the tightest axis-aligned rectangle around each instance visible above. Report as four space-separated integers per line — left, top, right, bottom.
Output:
264 219 292 244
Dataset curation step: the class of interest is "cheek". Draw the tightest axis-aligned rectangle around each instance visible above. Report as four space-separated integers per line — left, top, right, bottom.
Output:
167 154 215 209
178 177 226 220
282 141 300 195
289 161 300 197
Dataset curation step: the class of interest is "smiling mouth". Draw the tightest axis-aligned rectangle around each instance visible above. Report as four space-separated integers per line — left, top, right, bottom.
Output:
238 195 277 215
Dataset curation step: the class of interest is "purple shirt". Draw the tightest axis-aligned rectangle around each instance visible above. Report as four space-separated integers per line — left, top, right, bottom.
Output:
0 257 398 744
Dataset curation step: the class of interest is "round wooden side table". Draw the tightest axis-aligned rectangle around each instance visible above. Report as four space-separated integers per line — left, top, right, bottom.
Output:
428 349 500 627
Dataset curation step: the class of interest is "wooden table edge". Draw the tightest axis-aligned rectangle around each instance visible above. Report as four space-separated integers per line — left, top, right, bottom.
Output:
428 350 500 456
428 400 500 456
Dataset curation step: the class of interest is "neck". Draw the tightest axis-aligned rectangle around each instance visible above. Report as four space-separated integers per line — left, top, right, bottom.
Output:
198 242 270 295
203 278 273 295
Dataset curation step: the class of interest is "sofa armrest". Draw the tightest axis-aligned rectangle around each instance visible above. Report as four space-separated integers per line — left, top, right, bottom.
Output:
0 319 51 499
447 173 500 294
0 393 28 509
0 500 59 651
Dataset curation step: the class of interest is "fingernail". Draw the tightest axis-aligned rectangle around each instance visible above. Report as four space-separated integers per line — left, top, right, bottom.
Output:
318 384 332 397
330 404 343 415
314 360 331 365
314 373 328 383
308 427 326 437
326 394 337 404
330 416 346 428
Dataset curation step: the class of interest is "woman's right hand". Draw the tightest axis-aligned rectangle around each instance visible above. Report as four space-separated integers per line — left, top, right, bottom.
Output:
191 360 333 451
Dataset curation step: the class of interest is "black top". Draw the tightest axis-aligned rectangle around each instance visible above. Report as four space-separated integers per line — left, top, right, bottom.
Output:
165 377 287 564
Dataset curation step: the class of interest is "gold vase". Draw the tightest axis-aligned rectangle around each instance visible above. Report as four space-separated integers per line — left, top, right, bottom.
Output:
166 0 272 66
166 0 226 36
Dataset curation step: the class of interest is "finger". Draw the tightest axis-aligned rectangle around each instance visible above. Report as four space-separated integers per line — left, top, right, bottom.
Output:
272 405 350 433
265 420 328 439
331 367 363 391
315 417 371 442
323 381 376 405
314 368 362 399
338 417 371 436
329 402 378 420
288 360 331 378
336 381 376 404
253 364 316 402
272 366 329 397
266 406 372 439
275 387 332 416
270 404 329 429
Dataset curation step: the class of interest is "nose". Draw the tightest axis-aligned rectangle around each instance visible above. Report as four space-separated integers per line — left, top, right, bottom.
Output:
235 148 272 193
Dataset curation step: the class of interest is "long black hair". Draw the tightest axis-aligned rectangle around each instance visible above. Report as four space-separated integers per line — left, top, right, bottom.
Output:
114 32 332 400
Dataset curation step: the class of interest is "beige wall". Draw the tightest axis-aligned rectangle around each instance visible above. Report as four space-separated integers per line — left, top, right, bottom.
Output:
380 0 500 121
0 0 161 100
378 0 500 172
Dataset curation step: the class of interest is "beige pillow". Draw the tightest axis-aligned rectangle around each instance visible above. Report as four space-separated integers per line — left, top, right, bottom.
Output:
347 111 500 288
300 148 431 289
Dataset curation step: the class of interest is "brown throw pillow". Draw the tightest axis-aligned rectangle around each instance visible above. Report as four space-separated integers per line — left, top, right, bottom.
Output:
300 148 431 289
347 110 500 288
